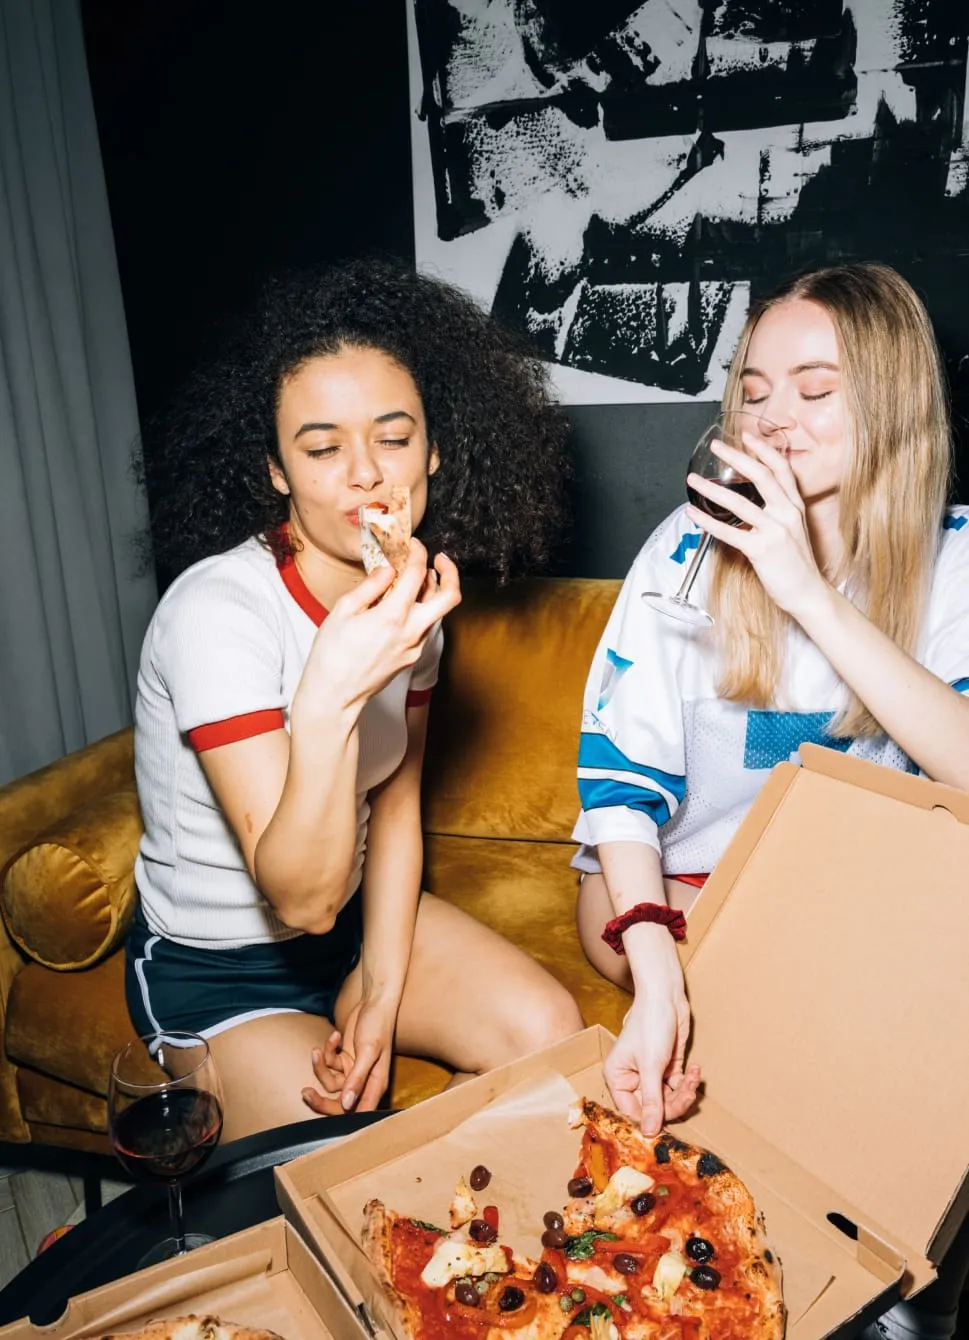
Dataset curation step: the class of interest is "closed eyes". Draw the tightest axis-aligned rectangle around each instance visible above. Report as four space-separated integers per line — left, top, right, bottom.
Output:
306 438 411 458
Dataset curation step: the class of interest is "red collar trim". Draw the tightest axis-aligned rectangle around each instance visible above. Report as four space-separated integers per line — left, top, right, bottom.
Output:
273 525 329 626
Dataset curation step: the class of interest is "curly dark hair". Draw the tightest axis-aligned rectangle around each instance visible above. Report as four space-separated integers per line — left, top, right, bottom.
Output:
142 257 571 582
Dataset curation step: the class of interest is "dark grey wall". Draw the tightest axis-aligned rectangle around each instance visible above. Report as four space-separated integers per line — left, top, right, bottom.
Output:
564 402 717 578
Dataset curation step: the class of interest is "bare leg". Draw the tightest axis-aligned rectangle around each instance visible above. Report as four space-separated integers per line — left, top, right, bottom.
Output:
212 893 583 1139
336 892 584 1075
207 1012 339 1142
575 873 701 988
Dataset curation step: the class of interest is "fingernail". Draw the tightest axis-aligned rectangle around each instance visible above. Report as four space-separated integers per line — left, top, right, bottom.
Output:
312 1048 322 1064
342 1090 356 1111
301 1089 313 1103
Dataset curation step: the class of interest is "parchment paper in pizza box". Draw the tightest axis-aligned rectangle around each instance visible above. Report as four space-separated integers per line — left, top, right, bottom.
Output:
335 1073 587 1260
0 1219 359 1340
678 743 969 1331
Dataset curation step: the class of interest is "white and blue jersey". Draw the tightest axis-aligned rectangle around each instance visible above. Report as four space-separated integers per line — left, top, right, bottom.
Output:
573 505 969 877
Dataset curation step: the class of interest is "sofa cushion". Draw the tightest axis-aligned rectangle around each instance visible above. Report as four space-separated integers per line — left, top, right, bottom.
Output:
422 832 629 1035
0 788 142 970
423 578 620 843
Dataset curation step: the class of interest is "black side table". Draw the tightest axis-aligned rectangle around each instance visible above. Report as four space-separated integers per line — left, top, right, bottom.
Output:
0 1112 388 1327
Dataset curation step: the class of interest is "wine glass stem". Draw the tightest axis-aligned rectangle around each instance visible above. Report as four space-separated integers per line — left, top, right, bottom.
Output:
167 1180 187 1255
674 532 714 603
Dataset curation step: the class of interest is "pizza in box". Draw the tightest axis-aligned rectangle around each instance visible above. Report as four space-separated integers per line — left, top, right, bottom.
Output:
363 1099 784 1340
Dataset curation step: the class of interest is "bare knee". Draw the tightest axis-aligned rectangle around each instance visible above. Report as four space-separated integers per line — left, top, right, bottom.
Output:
503 977 584 1059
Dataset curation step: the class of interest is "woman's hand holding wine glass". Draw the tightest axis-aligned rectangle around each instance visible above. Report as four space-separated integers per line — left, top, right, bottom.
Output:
685 427 827 622
108 1031 224 1267
641 409 828 627
642 410 785 626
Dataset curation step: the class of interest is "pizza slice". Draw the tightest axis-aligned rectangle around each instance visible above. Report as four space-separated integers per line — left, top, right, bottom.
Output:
97 1318 286 1340
362 1199 569 1340
359 485 412 576
552 1100 785 1340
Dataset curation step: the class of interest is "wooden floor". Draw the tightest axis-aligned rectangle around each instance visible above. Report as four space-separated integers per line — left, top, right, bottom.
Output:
0 1164 129 1292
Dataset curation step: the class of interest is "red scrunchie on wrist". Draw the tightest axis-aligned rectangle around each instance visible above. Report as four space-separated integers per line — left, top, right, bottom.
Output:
601 902 687 954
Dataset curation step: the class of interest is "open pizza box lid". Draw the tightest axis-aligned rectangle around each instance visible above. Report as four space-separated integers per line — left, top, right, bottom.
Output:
276 745 969 1339
0 1218 365 1340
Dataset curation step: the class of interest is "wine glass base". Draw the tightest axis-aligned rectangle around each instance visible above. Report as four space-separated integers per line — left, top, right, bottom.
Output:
641 592 715 628
137 1232 215 1269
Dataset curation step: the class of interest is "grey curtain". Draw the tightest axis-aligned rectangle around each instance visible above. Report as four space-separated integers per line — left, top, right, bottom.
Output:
0 0 156 784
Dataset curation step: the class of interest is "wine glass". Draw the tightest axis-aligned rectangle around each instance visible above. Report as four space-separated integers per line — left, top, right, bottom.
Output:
108 1031 224 1267
641 409 788 627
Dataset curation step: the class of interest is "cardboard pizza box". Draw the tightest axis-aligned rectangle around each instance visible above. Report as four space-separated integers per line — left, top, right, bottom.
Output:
275 744 969 1339
0 1218 367 1340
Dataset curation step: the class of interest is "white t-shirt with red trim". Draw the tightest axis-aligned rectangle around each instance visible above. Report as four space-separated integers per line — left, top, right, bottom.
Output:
134 536 442 949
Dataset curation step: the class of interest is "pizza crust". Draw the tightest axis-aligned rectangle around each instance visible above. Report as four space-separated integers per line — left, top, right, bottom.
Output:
361 1198 426 1340
97 1317 286 1340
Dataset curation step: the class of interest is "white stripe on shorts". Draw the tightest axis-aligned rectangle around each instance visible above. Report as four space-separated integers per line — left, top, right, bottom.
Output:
134 935 164 1035
197 1007 302 1041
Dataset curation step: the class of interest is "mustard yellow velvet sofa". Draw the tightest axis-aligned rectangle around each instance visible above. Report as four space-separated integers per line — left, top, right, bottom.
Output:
0 578 627 1153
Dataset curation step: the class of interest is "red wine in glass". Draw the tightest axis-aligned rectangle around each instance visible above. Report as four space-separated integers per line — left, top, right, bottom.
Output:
111 1088 223 1182
685 477 764 526
108 1031 224 1266
642 410 786 627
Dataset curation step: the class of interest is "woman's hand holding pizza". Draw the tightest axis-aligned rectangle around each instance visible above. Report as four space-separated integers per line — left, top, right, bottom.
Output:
685 434 828 621
295 540 461 724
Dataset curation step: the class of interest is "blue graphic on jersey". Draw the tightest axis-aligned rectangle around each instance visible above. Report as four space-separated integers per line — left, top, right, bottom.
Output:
669 531 702 564
598 649 634 711
579 733 686 801
743 711 852 770
952 678 969 694
577 777 674 827
943 513 967 531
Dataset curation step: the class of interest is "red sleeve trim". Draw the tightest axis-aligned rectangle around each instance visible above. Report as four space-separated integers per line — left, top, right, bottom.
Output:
406 687 434 708
188 708 286 752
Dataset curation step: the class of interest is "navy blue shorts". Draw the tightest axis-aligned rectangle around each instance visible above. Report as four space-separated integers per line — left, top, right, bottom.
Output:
125 895 362 1041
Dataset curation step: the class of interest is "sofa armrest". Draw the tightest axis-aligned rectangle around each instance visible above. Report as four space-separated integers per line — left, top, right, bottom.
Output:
0 728 135 872
0 728 136 1140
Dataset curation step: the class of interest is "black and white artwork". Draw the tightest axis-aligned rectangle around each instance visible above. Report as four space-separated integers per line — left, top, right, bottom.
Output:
407 0 969 404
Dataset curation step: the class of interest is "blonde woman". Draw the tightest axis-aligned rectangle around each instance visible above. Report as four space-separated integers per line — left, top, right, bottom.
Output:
573 264 969 1340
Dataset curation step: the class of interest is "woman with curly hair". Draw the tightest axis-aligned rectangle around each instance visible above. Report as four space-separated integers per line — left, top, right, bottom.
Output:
130 258 584 1140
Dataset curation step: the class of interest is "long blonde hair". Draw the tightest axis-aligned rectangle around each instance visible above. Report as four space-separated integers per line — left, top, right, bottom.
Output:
710 263 952 737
